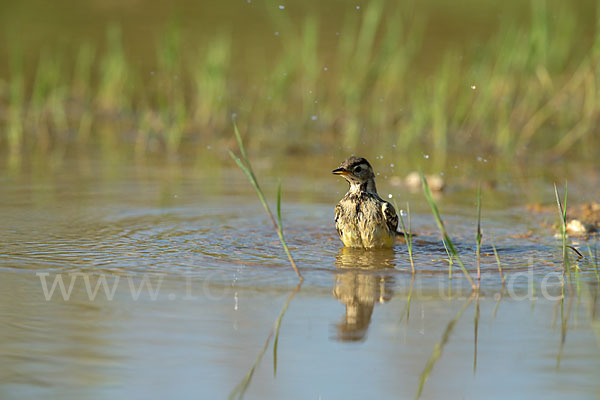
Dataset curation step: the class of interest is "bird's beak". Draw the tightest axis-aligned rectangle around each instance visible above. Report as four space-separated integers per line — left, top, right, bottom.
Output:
332 168 350 176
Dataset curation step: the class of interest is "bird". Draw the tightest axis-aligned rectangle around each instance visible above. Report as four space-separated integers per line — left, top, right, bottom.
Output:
332 156 399 248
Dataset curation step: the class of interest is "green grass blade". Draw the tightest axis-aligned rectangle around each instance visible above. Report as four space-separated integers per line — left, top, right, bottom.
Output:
491 242 505 283
233 120 251 173
277 182 283 233
490 241 505 319
229 124 302 280
395 200 415 273
476 183 482 285
554 182 569 269
420 170 476 290
442 239 453 278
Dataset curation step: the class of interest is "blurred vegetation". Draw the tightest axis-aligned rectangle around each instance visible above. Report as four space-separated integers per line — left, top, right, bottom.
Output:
1 0 600 162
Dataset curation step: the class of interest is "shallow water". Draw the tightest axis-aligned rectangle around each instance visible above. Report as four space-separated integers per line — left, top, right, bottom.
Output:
1 153 599 399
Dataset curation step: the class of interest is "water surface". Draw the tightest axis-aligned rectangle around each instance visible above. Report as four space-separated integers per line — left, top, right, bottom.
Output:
1 153 599 399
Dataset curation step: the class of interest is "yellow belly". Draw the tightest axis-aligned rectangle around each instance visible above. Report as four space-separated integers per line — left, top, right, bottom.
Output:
340 221 395 248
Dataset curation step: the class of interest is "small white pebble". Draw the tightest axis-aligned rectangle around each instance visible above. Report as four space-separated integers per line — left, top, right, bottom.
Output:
471 85 477 90
279 5 285 9
311 115 318 120
477 156 483 162
274 31 279 36
390 163 395 168
323 66 328 71
356 5 360 9
231 112 237 118
424 154 430 159
388 194 393 199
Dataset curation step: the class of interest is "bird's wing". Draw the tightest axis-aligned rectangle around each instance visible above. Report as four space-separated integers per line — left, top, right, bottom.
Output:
382 201 399 234
334 203 343 237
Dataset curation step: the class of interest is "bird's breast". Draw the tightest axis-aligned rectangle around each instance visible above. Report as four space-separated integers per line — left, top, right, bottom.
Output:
336 193 395 248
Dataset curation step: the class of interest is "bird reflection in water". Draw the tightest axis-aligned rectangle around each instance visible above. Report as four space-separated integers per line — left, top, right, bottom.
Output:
333 247 396 342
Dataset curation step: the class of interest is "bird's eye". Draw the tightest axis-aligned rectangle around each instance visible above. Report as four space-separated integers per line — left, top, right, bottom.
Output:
354 166 362 173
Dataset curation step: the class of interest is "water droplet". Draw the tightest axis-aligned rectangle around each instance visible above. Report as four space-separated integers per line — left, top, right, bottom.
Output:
388 194 393 199
471 85 477 90
173 194 179 198
454 165 458 168
311 115 318 120
400 209 407 217
424 154 430 159
206 145 212 150
477 156 483 162
279 4 285 9
390 163 395 168
356 5 360 9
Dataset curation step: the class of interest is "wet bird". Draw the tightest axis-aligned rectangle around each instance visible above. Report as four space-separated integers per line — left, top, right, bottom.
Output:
333 156 399 248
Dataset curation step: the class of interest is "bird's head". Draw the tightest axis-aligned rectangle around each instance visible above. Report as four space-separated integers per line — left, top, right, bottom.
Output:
332 156 377 192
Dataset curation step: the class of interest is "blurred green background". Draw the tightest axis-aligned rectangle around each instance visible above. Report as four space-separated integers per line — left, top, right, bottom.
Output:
1 0 599 164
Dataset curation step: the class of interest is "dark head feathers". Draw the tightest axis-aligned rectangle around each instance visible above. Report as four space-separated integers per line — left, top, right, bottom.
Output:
340 156 372 170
